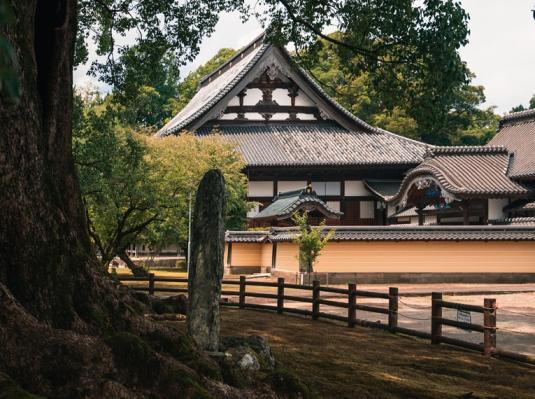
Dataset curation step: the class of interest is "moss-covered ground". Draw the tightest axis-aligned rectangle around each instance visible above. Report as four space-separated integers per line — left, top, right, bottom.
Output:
172 308 535 399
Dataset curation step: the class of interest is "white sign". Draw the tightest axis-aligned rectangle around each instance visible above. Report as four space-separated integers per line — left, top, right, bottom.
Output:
457 309 472 326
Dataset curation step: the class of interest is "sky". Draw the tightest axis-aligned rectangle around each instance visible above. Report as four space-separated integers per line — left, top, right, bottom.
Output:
74 0 535 114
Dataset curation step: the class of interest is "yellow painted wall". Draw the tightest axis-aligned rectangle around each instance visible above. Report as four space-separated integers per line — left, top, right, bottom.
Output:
227 243 272 267
227 241 535 273
261 243 273 268
274 242 299 270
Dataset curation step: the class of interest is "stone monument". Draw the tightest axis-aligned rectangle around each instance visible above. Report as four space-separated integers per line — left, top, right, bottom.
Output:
187 169 225 351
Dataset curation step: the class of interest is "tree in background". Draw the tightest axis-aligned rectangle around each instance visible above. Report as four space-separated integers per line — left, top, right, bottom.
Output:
142 132 249 256
510 94 535 113
292 212 334 278
306 34 499 145
74 93 248 275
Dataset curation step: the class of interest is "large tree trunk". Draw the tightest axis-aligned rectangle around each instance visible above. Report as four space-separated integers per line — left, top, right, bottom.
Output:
0 3 214 397
0 2 282 398
0 0 105 329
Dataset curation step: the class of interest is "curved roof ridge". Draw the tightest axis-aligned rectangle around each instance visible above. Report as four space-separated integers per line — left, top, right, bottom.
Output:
500 108 535 127
157 42 270 136
432 145 508 155
198 32 266 87
388 149 530 204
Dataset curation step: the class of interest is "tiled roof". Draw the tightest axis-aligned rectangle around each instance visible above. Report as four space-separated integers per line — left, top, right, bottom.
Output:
490 217 535 226
389 206 435 218
489 109 535 180
364 180 402 199
225 225 535 242
389 146 530 203
225 231 270 243
504 199 535 213
252 188 342 220
157 33 428 167
198 122 426 166
158 37 269 136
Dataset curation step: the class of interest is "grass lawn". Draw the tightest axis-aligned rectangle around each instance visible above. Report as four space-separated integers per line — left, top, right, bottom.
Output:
173 308 535 399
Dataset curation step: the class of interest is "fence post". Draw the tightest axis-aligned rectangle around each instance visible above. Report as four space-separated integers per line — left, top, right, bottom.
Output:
388 287 398 332
431 292 442 345
148 273 155 295
277 277 285 314
312 280 320 320
348 283 356 328
239 275 246 309
483 298 497 357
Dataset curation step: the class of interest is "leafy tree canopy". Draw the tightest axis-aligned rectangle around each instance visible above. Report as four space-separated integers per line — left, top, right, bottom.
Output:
70 1 475 137
306 33 499 145
510 94 535 113
73 92 249 269
292 211 334 274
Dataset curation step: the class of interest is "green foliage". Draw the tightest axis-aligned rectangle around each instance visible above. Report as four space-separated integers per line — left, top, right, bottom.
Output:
73 93 249 263
292 212 334 273
73 95 160 266
510 94 535 113
143 131 250 251
306 34 499 145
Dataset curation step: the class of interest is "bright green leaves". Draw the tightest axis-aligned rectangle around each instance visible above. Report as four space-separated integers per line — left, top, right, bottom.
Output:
292 212 334 274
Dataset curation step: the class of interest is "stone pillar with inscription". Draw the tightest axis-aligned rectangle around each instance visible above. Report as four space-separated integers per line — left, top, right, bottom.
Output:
187 169 226 351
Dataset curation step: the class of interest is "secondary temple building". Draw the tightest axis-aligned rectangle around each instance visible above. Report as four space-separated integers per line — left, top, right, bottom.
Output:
159 34 535 281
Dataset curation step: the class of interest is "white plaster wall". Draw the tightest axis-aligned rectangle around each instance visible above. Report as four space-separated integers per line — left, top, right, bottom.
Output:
277 181 307 193
270 113 290 120
296 113 316 120
360 201 375 219
294 91 315 106
425 215 438 225
242 89 263 105
326 201 341 212
272 89 291 105
247 204 260 218
345 181 372 196
312 181 341 196
248 181 274 197
227 96 240 106
488 198 509 220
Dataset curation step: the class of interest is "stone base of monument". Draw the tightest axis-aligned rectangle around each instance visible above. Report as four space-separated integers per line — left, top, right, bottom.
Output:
218 335 276 387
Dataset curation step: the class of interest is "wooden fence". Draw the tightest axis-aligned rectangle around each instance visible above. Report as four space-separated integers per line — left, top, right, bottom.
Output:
117 273 534 365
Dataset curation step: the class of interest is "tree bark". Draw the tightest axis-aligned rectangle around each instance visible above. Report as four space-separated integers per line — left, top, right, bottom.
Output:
0 0 107 329
118 250 149 277
0 2 278 398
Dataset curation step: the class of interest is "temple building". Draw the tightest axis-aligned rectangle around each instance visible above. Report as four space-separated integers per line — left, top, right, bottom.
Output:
158 33 427 227
159 34 535 281
159 34 535 228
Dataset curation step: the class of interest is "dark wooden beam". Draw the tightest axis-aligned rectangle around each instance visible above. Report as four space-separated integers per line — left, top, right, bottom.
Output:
225 105 317 115
247 82 294 90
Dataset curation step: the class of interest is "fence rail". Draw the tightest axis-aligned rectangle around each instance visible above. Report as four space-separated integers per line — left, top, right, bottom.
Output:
117 273 534 366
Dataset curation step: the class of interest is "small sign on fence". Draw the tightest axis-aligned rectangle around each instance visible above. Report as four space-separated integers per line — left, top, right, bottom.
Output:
457 309 472 331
